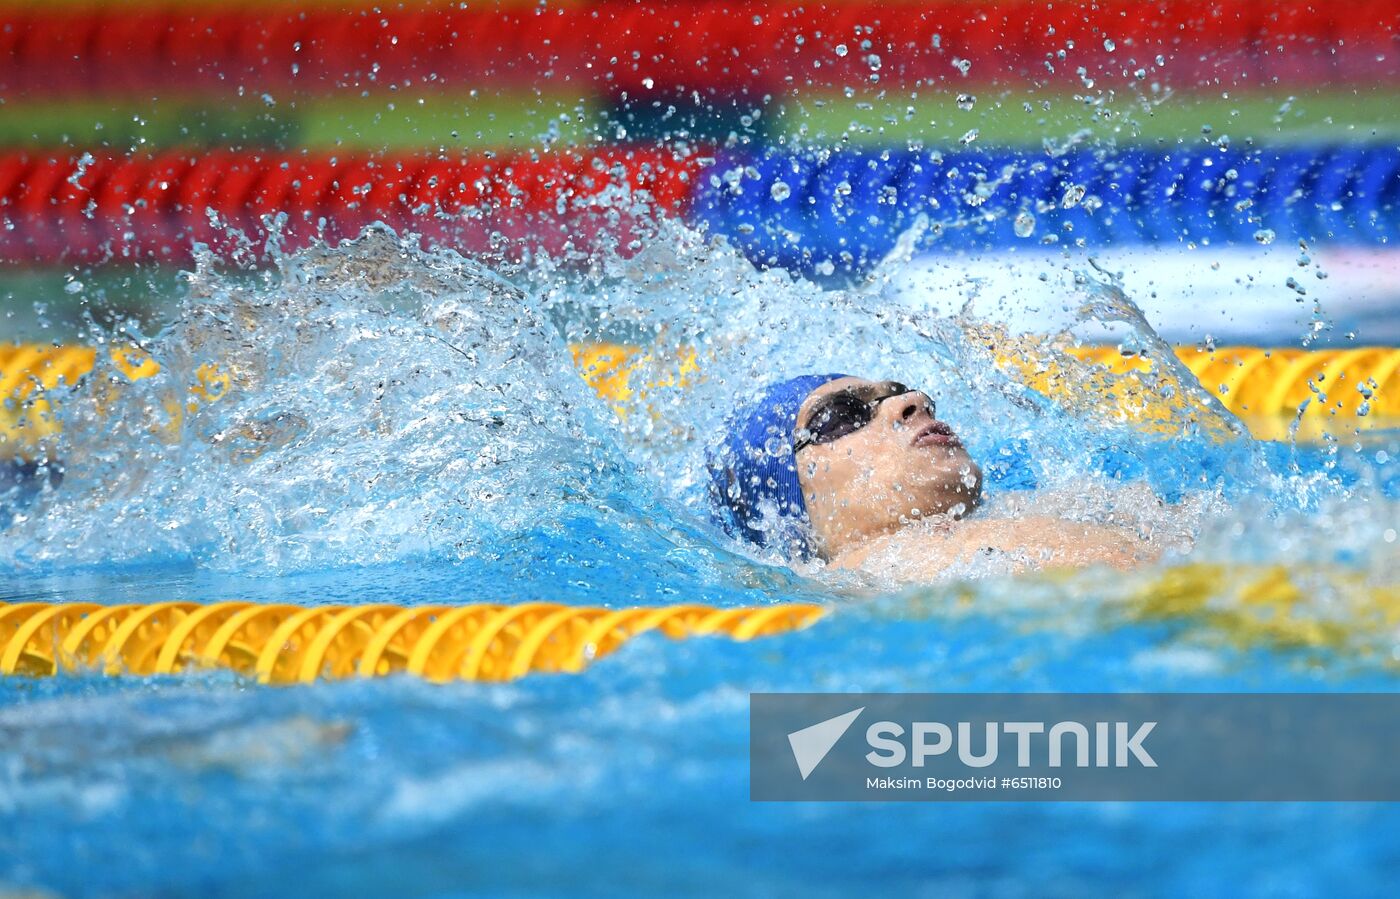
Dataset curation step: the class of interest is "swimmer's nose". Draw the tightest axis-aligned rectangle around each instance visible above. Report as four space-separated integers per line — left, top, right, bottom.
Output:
895 392 935 423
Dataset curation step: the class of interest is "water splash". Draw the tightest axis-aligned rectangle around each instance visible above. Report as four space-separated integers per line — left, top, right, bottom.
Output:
1 206 1394 588
4 227 639 572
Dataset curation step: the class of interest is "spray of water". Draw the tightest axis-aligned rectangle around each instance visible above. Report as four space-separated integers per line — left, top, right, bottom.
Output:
1 194 1393 592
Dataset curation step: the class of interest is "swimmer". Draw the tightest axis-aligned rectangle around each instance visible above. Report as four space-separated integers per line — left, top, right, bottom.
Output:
707 374 1160 581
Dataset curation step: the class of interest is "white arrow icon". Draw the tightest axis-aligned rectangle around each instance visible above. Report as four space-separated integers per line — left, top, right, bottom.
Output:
787 707 864 780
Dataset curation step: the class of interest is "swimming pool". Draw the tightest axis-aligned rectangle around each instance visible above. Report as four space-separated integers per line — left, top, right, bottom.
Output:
0 212 1397 894
3 1 1400 896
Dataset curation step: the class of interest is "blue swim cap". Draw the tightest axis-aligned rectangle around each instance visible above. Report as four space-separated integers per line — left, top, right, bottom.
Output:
706 373 849 557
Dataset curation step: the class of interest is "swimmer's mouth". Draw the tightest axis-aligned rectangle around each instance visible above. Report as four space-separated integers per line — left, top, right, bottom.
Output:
912 420 961 448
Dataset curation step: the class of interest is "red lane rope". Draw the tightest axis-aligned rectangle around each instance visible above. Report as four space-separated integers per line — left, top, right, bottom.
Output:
0 148 699 264
0 1 1393 98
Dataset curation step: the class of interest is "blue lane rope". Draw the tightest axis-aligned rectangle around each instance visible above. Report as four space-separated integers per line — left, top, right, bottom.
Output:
692 146 1400 277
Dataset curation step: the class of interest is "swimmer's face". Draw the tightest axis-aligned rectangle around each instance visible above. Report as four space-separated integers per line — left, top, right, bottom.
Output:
794 376 983 557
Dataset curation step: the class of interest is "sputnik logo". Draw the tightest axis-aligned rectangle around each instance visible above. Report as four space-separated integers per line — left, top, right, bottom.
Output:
787 707 864 780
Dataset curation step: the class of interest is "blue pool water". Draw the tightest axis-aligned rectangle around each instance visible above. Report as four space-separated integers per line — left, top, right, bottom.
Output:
2 216 1399 895
5 589 1400 897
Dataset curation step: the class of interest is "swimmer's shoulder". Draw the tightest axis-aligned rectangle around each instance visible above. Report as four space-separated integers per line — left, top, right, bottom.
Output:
828 514 1158 576
951 515 1160 571
826 517 968 572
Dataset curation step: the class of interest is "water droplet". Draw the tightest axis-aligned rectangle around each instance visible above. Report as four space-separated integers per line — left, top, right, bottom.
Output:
261 93 276 107
959 129 979 145
1013 212 1036 238
1103 38 1116 52
64 280 84 295
1253 228 1276 245
834 43 848 57
956 94 976 111
770 181 791 201
66 153 95 188
952 57 972 76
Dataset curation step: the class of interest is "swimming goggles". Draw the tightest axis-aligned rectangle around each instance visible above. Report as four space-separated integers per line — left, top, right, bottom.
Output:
793 381 930 452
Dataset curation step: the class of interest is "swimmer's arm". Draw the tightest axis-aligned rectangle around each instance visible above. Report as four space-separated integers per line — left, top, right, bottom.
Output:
985 516 1158 572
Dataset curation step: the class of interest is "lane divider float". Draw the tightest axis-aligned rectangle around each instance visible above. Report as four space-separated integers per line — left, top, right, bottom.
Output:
0 147 696 264
1005 343 1400 442
1 0 1387 98
4 342 1399 457
0 600 827 684
0 145 1397 266
575 341 1400 442
0 562 1395 685
693 145 1400 274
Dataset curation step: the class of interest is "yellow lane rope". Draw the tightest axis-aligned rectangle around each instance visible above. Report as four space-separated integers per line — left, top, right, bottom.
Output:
578 342 1400 442
898 562 1400 657
1047 345 1400 442
1118 562 1400 653
0 600 826 684
1 562 1396 685
3 343 1398 457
